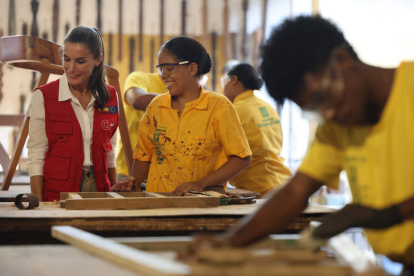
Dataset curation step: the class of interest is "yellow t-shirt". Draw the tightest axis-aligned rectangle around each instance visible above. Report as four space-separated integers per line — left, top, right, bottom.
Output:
115 72 167 176
134 88 252 192
298 62 414 264
229 91 291 196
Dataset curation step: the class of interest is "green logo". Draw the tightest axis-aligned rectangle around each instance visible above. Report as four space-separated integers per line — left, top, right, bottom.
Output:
259 107 269 118
154 126 167 164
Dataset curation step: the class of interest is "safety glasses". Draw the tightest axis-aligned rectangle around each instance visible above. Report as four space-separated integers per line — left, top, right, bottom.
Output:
156 61 191 76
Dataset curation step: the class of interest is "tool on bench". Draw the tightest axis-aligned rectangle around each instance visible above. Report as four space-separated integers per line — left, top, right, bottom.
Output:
188 191 257 206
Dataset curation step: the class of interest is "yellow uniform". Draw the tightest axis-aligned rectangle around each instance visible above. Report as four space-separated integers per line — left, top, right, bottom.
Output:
134 88 252 192
230 91 291 196
115 72 167 176
298 62 414 264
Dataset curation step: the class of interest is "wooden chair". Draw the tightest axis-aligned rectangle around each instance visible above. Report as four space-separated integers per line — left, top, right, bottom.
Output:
0 35 133 190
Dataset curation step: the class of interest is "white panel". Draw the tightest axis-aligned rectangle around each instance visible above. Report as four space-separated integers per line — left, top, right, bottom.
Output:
265 0 290 39
320 0 414 67
59 0 76 44
36 0 52 39
207 0 223 34
228 0 241 33
164 0 181 36
143 0 160 35
15 0 31 35
79 0 97 28
102 0 118 33
123 0 139 34
246 0 261 34
186 0 202 36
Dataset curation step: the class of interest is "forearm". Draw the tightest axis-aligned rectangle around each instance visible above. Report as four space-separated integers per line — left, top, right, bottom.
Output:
125 88 158 111
131 93 158 110
30 175 44 202
108 168 117 186
130 159 151 187
222 173 323 246
398 196 414 220
198 155 251 189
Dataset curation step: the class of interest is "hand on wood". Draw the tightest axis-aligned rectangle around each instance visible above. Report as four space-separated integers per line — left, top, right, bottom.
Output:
312 203 403 239
182 233 229 261
110 177 138 192
173 181 204 196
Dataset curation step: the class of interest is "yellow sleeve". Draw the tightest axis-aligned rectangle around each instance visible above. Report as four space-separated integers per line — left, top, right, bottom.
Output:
298 123 345 189
213 101 252 158
124 71 150 94
133 104 155 162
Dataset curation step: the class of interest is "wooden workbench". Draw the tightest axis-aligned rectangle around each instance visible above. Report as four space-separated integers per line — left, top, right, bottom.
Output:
0 186 336 244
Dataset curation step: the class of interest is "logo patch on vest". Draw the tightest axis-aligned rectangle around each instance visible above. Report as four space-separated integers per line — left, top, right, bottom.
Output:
102 120 110 130
100 106 118 113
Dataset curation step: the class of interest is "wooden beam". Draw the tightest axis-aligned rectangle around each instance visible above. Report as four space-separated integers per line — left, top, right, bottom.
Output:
52 226 191 276
0 115 25 126
63 196 219 210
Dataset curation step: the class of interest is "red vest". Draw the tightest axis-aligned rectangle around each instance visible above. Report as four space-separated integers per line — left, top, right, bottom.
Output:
38 79 118 201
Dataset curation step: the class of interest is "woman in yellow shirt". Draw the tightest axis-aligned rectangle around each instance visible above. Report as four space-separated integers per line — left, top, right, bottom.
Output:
222 63 291 197
112 37 252 195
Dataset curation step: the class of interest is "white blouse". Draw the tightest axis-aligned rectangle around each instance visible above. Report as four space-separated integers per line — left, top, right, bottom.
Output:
26 74 117 177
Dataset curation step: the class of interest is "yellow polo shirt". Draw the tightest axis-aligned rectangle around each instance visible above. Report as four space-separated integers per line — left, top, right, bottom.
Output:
298 62 414 264
134 88 252 192
115 72 167 176
230 91 291 196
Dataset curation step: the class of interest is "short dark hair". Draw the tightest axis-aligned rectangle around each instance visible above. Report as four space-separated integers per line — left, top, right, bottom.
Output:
64 26 108 109
160 36 211 76
221 60 240 74
227 63 263 90
260 15 358 104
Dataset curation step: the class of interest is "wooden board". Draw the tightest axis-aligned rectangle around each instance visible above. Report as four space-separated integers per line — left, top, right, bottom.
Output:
60 192 218 210
52 226 190 276
52 226 384 276
0 245 138 276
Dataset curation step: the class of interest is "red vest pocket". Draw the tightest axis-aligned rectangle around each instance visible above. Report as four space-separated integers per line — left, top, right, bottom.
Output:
47 146 72 181
50 114 73 135
102 142 112 173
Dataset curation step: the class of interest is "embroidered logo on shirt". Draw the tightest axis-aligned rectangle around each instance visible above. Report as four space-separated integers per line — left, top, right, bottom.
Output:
259 107 270 118
154 126 168 164
101 120 110 130
100 106 118 113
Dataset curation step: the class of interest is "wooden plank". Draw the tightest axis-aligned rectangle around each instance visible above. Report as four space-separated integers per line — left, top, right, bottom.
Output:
0 245 138 276
107 192 124 198
111 236 192 251
329 234 385 275
145 192 167 198
64 196 219 210
52 226 191 276
67 193 82 200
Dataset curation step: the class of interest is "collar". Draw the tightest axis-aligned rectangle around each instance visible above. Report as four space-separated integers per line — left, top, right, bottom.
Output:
233 90 254 104
158 86 210 110
58 74 96 105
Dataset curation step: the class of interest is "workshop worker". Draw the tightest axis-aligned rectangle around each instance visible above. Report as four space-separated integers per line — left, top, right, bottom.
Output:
201 16 414 274
222 63 291 197
112 36 252 196
115 71 167 180
27 26 118 201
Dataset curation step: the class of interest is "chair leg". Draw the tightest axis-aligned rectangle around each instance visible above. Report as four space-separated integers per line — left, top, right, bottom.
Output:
0 73 50 191
107 75 133 174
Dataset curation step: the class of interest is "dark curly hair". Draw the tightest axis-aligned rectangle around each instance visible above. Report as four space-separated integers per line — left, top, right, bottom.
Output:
160 36 212 77
260 15 358 104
